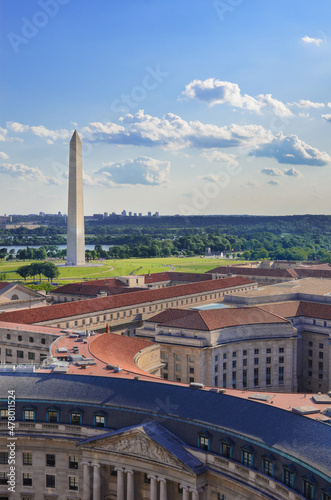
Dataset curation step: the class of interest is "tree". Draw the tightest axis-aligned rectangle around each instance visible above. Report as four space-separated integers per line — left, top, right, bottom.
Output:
0 248 7 259
42 262 60 282
16 265 31 281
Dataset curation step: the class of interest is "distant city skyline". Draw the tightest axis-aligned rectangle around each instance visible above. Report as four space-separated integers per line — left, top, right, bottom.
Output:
1 1 331 215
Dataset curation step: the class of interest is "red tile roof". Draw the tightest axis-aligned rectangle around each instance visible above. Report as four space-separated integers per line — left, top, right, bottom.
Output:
260 300 331 320
143 272 213 284
0 276 254 325
0 282 10 291
146 306 289 331
207 266 299 278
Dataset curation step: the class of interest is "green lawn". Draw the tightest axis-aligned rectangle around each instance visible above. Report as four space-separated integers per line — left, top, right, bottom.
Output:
0 257 246 284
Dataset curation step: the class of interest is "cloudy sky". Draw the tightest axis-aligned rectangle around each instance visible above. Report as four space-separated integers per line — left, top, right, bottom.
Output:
1 0 331 215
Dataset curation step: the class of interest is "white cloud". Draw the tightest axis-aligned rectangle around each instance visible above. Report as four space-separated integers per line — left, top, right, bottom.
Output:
322 114 331 122
6 122 71 142
261 168 283 176
0 163 61 185
241 180 261 189
290 99 325 108
284 167 303 177
251 133 331 166
182 79 292 117
96 156 170 186
328 103 331 108
82 110 273 150
268 180 282 186
0 152 9 160
301 35 323 46
202 150 239 165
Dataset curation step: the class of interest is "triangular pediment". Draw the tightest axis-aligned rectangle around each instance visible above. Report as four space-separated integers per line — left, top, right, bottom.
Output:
79 421 205 474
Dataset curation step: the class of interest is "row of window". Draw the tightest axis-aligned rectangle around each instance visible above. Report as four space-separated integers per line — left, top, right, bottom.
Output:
0 408 106 428
308 341 324 348
0 452 78 469
215 356 285 370
161 353 195 363
214 347 285 362
0 472 78 490
215 366 285 388
5 333 46 344
3 349 41 360
198 434 330 500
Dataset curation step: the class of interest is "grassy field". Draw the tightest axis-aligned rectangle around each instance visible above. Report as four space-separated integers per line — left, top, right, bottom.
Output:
0 257 246 284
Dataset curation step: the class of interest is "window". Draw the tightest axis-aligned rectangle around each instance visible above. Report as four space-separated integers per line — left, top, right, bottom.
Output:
322 489 331 500
302 475 316 500
18 335 22 341
41 338 46 345
319 362 323 379
189 377 194 383
23 472 32 486
69 456 78 469
308 359 313 368
46 454 55 467
46 474 55 488
283 464 296 488
163 363 168 370
254 357 259 365
279 356 284 364
161 352 168 360
0 452 8 464
29 337 34 343
6 349 12 356
308 350 313 357
232 371 236 388
70 412 82 425
279 347 284 353
0 472 7 484
222 373 226 387
232 352 236 358
214 376 218 386
95 413 106 428
308 341 313 347
266 357 271 364
243 350 247 356
28 352 35 360
0 409 8 420
23 408 35 422
232 360 236 369
163 373 168 380
215 355 219 362
198 432 211 451
266 348 271 353
223 362 227 370
223 353 227 359
319 352 323 359
279 366 284 384
319 343 324 349
241 445 255 467
6 333 11 339
189 356 194 363
254 368 259 386
47 409 59 423
242 369 247 388
110 465 117 476
176 364 181 372
220 438 233 459
262 454 275 477
266 367 271 386
17 350 24 358
254 349 259 355
176 355 181 361
189 367 194 374
176 377 181 382
243 358 247 367
144 473 151 484
23 452 32 465
69 476 79 490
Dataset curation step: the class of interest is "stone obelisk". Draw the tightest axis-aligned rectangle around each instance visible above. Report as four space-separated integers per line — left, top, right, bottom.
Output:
66 130 85 266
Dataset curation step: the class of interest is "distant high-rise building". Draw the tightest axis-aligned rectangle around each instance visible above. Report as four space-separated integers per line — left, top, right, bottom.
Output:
121 210 127 216
129 212 132 217
147 211 152 217
66 130 85 266
104 212 109 218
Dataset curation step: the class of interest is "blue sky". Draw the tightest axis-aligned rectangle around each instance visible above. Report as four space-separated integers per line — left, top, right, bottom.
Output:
1 0 331 215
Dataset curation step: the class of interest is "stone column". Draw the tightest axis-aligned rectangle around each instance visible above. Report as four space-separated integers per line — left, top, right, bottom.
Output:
91 462 101 500
148 475 157 500
180 485 189 500
115 468 125 500
126 469 134 500
159 477 167 500
190 488 200 500
82 462 91 500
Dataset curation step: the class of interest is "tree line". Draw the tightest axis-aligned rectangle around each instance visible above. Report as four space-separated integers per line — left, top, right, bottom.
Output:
16 262 60 282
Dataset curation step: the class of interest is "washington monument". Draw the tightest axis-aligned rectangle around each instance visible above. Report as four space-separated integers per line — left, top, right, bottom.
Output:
66 130 85 266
